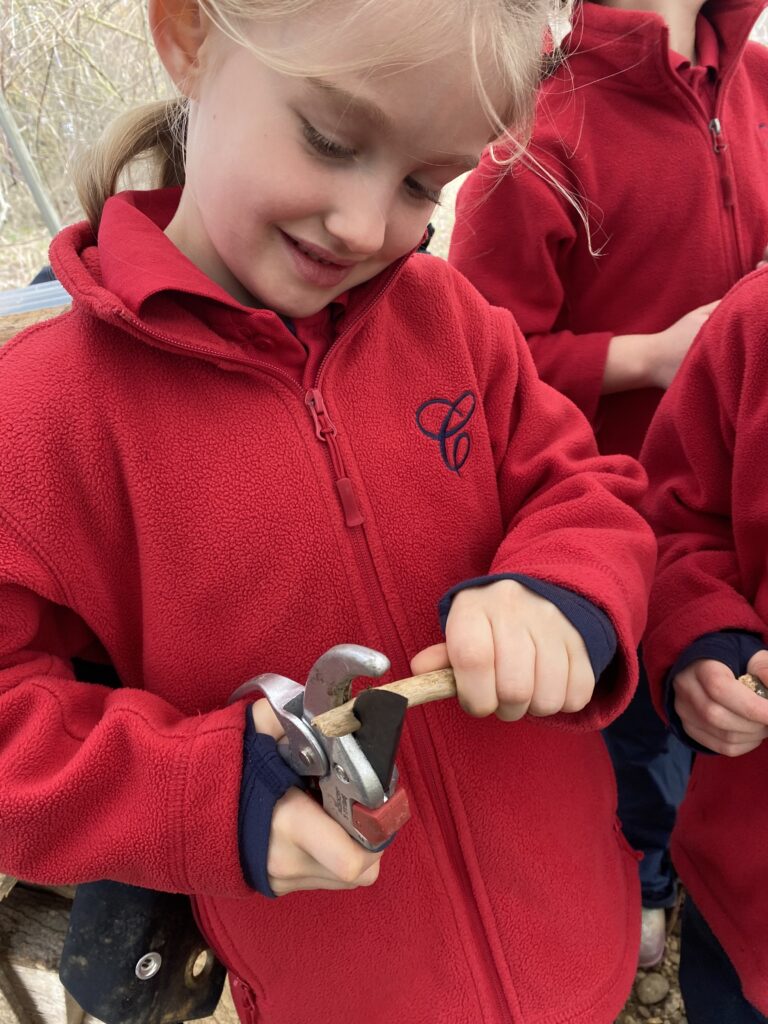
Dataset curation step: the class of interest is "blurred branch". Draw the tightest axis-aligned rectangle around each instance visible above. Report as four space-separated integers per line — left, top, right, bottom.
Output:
0 88 60 236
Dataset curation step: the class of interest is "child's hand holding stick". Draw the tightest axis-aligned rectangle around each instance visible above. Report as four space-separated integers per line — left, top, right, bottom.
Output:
672 653 768 756
314 579 596 736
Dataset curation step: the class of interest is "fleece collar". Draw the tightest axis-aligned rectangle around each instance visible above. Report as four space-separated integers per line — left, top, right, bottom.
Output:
566 0 766 92
670 13 719 72
50 188 399 375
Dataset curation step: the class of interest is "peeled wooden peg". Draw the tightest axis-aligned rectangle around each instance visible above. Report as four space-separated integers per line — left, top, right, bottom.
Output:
311 667 458 738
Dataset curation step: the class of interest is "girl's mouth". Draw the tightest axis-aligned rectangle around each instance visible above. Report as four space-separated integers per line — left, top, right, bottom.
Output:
280 231 359 288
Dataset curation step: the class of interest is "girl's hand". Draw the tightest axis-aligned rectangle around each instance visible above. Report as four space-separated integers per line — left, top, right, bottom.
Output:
645 300 720 389
251 700 383 895
411 580 594 722
672 652 768 756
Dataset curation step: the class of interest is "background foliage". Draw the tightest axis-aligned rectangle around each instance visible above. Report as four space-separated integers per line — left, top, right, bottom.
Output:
1 3 767 289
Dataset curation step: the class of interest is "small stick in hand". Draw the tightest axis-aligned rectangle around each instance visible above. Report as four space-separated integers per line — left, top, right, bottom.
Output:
311 668 457 738
739 673 768 700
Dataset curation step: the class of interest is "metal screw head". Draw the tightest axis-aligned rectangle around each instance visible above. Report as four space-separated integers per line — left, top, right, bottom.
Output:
135 952 162 980
333 763 349 784
299 747 314 766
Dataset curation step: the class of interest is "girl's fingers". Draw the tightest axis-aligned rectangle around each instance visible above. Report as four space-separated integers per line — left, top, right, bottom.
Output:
493 626 536 721
409 642 450 676
269 789 382 888
527 632 568 718
683 661 768 727
445 603 497 717
271 862 381 895
681 720 764 757
250 697 284 740
679 686 757 737
561 641 596 713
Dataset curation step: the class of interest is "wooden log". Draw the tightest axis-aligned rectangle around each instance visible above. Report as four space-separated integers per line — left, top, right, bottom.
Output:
0 307 69 347
0 885 239 1024
312 667 457 737
0 884 77 1023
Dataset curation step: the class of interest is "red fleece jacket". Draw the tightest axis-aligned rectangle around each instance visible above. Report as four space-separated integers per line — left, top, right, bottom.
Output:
641 268 768 1013
0 190 655 1024
449 0 768 458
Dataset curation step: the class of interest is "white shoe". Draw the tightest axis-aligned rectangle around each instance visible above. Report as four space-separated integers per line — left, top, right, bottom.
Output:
638 906 666 968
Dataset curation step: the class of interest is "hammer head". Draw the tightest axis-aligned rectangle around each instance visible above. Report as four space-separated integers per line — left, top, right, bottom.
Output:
302 644 391 719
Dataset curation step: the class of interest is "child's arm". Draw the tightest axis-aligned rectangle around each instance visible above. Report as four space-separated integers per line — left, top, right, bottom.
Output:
641 275 768 746
669 653 768 756
603 301 719 392
414 300 656 729
0 535 376 897
449 152 721 417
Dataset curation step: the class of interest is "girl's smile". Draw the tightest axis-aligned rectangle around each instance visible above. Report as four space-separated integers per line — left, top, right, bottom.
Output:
280 230 361 289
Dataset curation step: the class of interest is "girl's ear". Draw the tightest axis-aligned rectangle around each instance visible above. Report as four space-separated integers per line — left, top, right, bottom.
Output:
149 0 210 98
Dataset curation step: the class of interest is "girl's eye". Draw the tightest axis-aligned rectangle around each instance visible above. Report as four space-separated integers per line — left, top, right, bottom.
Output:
405 177 442 206
301 119 356 160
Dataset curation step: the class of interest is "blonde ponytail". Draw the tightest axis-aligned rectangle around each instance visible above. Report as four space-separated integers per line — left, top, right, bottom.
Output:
76 99 187 231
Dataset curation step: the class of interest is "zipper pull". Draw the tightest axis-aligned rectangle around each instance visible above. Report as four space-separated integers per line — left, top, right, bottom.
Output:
707 118 734 208
708 118 734 208
709 117 727 153
306 388 337 440
305 389 364 528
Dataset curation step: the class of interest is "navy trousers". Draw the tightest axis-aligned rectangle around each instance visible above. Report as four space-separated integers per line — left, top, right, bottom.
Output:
680 899 768 1023
602 661 693 907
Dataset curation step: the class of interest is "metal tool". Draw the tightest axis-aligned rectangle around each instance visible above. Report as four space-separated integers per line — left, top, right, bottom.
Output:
230 644 411 851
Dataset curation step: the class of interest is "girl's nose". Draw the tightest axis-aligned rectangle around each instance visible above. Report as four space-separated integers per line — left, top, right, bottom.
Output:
324 180 389 257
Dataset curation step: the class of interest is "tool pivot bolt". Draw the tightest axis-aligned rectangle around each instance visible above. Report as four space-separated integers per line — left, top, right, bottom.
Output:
135 952 162 980
333 763 349 784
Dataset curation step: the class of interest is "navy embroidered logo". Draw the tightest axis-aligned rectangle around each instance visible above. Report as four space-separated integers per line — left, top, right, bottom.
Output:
416 391 476 474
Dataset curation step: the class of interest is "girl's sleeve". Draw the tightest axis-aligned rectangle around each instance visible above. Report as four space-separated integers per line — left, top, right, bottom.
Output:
477 305 656 729
639 283 768 707
449 152 612 425
0 519 253 898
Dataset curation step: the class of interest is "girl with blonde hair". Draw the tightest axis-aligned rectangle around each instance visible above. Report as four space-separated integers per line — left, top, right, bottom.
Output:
0 1 654 1020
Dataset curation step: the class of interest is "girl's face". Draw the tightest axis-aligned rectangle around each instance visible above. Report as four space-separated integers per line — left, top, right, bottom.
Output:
166 20 501 317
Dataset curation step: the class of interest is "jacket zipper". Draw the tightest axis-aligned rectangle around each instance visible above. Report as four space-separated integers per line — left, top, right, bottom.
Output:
707 115 742 278
659 33 745 282
305 388 513 1024
117 263 513 1020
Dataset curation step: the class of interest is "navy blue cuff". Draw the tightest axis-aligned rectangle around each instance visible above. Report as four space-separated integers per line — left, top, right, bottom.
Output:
238 707 303 897
438 574 617 680
663 630 765 755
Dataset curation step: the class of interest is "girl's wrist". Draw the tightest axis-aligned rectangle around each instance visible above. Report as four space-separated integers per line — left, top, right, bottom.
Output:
603 332 660 393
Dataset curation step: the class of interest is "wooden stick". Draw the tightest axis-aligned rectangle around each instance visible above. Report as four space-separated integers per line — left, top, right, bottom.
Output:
739 673 768 699
311 668 457 738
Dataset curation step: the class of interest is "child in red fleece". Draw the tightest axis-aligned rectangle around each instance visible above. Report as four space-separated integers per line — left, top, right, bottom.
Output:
641 269 768 1023
0 1 656 1022
449 0 768 968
